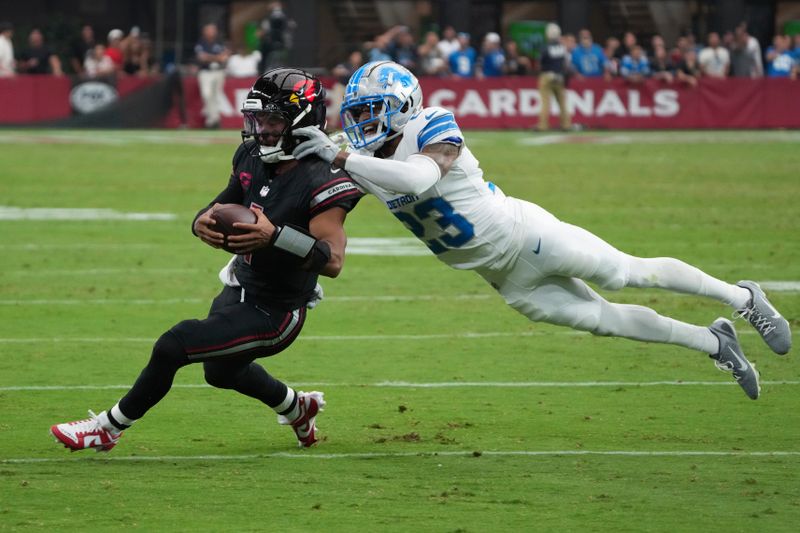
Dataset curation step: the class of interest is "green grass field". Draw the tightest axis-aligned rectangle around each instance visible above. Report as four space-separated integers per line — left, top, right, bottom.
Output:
1 129 799 531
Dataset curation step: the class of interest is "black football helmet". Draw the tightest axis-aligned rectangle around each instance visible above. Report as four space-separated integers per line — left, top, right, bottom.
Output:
241 68 327 163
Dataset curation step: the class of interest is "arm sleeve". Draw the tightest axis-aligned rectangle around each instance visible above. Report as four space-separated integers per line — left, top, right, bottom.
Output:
343 152 441 196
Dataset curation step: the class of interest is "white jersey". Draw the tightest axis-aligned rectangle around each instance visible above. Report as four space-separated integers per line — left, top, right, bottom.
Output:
351 106 525 270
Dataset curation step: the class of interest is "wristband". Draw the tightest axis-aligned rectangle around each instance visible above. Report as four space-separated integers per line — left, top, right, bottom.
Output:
272 224 316 257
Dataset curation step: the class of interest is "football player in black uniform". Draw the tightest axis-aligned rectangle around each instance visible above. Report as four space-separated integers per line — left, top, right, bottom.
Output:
50 68 362 451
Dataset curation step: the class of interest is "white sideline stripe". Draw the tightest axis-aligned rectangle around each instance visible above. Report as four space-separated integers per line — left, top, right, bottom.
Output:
0 329 766 343
0 332 565 343
0 206 176 221
4 449 800 464
0 238 429 257
0 237 421 248
2 380 799 392
0 243 173 250
7 268 201 277
759 281 800 292
0 294 492 306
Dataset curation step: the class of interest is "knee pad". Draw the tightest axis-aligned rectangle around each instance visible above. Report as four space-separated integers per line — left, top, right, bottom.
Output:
511 292 605 334
151 330 187 368
595 254 630 291
560 300 604 334
505 294 549 322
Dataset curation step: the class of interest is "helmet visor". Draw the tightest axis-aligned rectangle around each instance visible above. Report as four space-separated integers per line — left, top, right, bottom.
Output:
242 111 289 146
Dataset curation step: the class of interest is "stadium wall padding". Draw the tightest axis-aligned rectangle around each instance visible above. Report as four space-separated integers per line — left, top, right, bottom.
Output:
1 75 799 129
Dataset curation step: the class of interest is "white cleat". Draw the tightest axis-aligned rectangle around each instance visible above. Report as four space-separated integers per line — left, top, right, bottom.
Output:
50 410 122 452
277 391 325 448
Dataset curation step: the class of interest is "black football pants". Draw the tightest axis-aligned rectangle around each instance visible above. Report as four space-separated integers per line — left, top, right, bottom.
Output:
117 286 306 420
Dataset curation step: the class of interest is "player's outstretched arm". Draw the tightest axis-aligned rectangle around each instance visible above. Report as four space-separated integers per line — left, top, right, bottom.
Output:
340 143 460 195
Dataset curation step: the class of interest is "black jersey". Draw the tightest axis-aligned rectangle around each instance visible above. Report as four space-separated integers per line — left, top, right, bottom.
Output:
195 142 362 310
540 40 568 74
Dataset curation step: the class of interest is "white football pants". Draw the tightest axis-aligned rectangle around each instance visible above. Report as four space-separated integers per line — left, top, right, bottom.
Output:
478 199 750 354
198 69 225 127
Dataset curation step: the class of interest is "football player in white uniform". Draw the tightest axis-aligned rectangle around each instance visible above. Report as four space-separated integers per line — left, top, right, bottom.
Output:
293 61 791 400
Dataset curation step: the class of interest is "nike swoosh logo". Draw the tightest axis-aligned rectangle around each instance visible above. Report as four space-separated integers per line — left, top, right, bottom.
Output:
424 112 437 120
532 238 542 255
727 346 749 372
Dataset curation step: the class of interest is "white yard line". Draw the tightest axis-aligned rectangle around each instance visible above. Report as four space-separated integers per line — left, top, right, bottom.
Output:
0 238 430 256
0 206 176 221
1 380 798 392
0 329 767 343
0 331 593 344
759 281 800 292
4 449 800 464
7 268 201 277
0 294 491 305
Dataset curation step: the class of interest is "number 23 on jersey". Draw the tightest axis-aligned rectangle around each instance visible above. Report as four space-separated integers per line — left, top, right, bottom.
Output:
393 197 474 254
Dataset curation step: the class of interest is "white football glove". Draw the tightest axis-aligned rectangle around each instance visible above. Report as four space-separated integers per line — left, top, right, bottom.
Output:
292 126 341 163
306 282 324 309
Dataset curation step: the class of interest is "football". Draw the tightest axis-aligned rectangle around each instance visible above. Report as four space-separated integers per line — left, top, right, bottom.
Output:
210 204 258 253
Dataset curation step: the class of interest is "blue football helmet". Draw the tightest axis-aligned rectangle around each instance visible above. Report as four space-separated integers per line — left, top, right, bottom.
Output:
340 61 422 151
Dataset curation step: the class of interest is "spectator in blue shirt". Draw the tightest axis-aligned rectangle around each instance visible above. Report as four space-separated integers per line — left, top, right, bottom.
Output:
766 35 797 79
620 44 650 83
449 32 477 78
572 29 607 79
478 32 505 78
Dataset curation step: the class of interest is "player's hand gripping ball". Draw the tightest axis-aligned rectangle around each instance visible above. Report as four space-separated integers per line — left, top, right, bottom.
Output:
211 204 258 253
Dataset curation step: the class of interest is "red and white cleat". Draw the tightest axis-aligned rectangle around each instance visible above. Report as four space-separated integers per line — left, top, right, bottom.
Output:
277 391 325 448
50 410 122 452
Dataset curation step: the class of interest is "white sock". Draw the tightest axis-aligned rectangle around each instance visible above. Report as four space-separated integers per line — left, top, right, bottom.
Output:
98 403 136 434
274 387 299 421
666 319 721 355
626 257 752 309
595 300 721 354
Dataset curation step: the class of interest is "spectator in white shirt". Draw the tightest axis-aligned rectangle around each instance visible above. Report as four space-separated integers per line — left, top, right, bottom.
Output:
83 44 115 78
0 22 14 77
226 45 262 77
698 31 730 78
437 25 460 63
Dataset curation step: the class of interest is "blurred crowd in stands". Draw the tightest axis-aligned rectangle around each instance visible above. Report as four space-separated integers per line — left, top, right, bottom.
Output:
341 21 800 83
0 22 157 79
1 11 798 83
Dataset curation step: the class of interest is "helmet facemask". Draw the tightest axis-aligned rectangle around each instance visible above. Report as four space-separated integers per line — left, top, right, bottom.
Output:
341 96 403 151
241 99 314 163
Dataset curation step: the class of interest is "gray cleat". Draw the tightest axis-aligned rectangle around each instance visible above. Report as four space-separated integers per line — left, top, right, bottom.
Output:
709 318 760 400
735 280 792 355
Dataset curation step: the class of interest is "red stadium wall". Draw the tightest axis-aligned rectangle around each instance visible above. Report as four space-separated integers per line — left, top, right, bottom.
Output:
1 75 799 129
